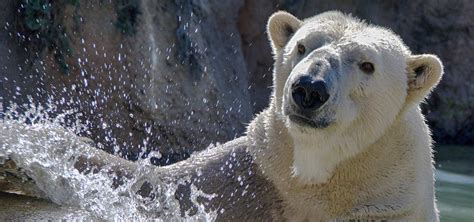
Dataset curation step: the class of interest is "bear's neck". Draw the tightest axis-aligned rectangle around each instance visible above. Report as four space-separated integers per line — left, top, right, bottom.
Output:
247 103 416 188
289 131 353 184
246 105 294 185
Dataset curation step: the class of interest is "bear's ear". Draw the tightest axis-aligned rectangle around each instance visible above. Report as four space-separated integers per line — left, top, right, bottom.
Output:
405 54 443 105
267 11 302 53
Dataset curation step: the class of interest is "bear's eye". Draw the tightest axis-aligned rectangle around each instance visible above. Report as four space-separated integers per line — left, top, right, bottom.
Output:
297 43 306 55
359 62 375 74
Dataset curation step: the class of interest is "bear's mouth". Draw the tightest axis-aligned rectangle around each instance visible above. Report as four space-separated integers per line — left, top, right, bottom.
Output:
288 114 330 129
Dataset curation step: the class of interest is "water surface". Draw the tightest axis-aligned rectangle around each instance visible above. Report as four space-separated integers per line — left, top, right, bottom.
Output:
435 145 474 222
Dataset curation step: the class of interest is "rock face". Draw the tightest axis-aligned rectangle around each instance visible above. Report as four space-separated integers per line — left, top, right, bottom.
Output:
1 0 252 163
0 0 472 165
130 0 252 163
0 192 96 221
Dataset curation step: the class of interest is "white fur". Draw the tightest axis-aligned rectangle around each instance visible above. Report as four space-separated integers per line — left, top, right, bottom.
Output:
290 131 352 184
247 10 443 221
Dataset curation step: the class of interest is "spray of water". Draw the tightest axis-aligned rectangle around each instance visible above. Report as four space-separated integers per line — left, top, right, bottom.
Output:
0 100 217 221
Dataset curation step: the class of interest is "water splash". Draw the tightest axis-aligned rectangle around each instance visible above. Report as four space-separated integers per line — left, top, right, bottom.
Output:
0 101 217 221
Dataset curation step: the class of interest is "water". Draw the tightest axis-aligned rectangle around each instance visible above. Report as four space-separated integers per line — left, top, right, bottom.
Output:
436 158 474 221
0 104 217 221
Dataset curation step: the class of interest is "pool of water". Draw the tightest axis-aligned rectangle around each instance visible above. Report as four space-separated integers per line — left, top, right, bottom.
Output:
436 154 474 222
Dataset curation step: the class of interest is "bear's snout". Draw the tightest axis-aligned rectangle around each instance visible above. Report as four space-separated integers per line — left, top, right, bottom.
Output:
291 76 329 111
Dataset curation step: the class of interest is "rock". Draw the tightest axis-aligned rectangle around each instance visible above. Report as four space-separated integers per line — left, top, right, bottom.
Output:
0 192 97 221
1 0 253 164
0 1 45 107
0 159 45 198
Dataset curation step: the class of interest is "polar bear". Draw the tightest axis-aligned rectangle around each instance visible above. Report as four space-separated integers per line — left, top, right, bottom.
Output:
0 11 443 221
245 11 443 221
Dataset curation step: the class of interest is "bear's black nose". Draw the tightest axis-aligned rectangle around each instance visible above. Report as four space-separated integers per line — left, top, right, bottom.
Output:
291 76 329 110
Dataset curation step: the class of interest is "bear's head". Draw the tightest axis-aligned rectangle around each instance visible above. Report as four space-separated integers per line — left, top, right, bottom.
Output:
266 11 443 183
